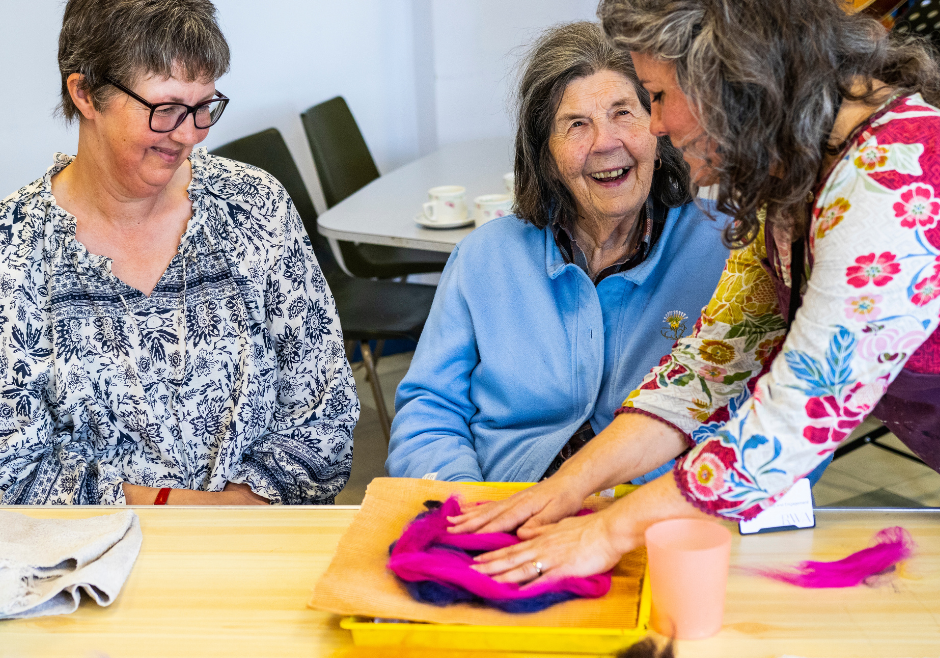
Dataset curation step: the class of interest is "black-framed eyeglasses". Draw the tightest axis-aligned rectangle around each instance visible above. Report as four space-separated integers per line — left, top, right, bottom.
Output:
104 76 229 133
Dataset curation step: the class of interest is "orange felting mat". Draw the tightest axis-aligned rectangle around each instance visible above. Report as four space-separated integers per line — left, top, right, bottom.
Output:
310 478 646 627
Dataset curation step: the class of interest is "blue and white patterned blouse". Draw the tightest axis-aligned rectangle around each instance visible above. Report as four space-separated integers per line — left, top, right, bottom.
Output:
0 149 358 505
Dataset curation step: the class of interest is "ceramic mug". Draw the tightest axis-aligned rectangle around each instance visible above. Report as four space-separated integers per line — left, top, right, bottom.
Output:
474 193 512 226
503 172 515 198
423 186 467 224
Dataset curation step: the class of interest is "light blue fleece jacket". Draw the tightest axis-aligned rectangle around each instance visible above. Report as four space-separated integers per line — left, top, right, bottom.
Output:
386 202 729 484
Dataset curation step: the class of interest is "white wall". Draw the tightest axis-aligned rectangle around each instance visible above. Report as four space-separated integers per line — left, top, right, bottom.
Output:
430 0 597 145
203 0 423 212
0 0 599 211
0 1 77 199
0 0 422 212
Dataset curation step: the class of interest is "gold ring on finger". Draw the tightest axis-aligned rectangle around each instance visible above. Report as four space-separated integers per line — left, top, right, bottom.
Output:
532 561 543 577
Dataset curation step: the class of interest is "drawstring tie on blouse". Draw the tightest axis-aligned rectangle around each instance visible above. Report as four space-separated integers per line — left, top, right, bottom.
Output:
116 241 193 410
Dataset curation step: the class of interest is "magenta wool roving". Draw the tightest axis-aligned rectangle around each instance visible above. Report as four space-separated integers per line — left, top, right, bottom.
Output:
746 526 914 588
387 496 612 612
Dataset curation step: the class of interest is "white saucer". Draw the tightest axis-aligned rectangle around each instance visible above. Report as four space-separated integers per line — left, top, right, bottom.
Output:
414 213 475 229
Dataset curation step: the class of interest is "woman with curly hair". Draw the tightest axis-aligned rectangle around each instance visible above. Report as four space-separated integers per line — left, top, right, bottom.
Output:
452 0 940 585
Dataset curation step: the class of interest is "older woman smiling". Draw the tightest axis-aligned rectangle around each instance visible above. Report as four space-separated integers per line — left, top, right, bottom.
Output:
0 0 357 505
385 22 729 484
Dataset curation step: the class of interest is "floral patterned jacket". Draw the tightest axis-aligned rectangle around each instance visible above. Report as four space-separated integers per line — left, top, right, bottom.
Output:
0 149 358 505
620 93 940 520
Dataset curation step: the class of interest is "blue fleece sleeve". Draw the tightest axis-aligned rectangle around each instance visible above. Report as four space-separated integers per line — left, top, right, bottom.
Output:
386 245 485 482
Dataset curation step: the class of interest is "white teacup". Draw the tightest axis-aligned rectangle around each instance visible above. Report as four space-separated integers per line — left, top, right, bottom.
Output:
423 185 467 224
474 193 513 226
503 172 515 197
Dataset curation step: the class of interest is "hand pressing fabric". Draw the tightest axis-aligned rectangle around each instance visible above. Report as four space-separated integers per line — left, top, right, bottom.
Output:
468 505 624 586
454 473 710 584
387 497 612 612
446 474 587 539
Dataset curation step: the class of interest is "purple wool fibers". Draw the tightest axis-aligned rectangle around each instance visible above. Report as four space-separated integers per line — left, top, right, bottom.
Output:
746 526 914 588
387 496 612 612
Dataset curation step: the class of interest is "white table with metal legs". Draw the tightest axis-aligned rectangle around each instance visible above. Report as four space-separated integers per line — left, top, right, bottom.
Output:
316 137 514 263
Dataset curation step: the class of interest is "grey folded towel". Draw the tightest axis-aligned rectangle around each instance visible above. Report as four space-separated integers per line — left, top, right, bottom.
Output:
0 509 142 619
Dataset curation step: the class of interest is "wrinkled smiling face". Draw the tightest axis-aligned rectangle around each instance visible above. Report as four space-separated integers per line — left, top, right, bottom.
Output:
548 69 658 226
630 52 720 187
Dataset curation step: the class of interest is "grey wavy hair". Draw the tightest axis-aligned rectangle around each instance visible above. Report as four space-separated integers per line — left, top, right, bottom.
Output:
58 0 230 122
599 0 940 247
513 21 691 231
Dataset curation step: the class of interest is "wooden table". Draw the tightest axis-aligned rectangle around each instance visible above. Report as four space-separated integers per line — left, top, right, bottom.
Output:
1 506 938 657
316 138 513 258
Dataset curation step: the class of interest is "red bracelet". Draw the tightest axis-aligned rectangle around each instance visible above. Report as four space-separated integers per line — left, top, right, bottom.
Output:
154 487 172 505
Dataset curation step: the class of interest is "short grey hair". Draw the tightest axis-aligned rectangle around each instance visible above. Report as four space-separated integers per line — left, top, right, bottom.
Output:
513 21 690 231
58 0 231 122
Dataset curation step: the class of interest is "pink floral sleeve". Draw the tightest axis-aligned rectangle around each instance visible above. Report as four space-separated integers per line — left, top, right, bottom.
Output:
636 94 940 520
618 217 785 441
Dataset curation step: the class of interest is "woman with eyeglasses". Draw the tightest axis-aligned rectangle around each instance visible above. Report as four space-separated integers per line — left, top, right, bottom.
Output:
0 0 357 505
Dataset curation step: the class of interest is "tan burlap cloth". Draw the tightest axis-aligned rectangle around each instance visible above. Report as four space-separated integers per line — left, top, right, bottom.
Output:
309 478 645 627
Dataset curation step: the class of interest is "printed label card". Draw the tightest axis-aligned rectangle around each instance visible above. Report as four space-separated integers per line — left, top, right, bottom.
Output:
739 478 816 535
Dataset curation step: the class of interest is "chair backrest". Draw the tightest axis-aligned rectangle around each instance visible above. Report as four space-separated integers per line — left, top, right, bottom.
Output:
209 128 340 277
301 96 381 208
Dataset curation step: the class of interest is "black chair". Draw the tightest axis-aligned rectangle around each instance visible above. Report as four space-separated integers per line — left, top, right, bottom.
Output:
301 96 449 279
210 128 436 442
833 424 926 466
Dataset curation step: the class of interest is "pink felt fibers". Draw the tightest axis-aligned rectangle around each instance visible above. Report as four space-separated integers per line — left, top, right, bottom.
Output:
387 496 612 604
746 526 914 588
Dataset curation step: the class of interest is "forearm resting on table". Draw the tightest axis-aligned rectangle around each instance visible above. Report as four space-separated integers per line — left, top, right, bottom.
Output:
554 412 688 497
121 482 269 505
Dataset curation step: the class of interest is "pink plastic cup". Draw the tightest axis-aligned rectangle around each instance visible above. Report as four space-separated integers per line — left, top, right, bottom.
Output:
644 518 732 640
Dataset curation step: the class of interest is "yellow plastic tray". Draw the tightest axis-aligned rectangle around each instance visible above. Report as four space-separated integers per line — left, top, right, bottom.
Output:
340 483 651 654
340 565 650 654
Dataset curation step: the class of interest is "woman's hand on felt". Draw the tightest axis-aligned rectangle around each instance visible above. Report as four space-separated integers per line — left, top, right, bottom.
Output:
469 507 628 586
447 475 587 538
466 474 710 584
